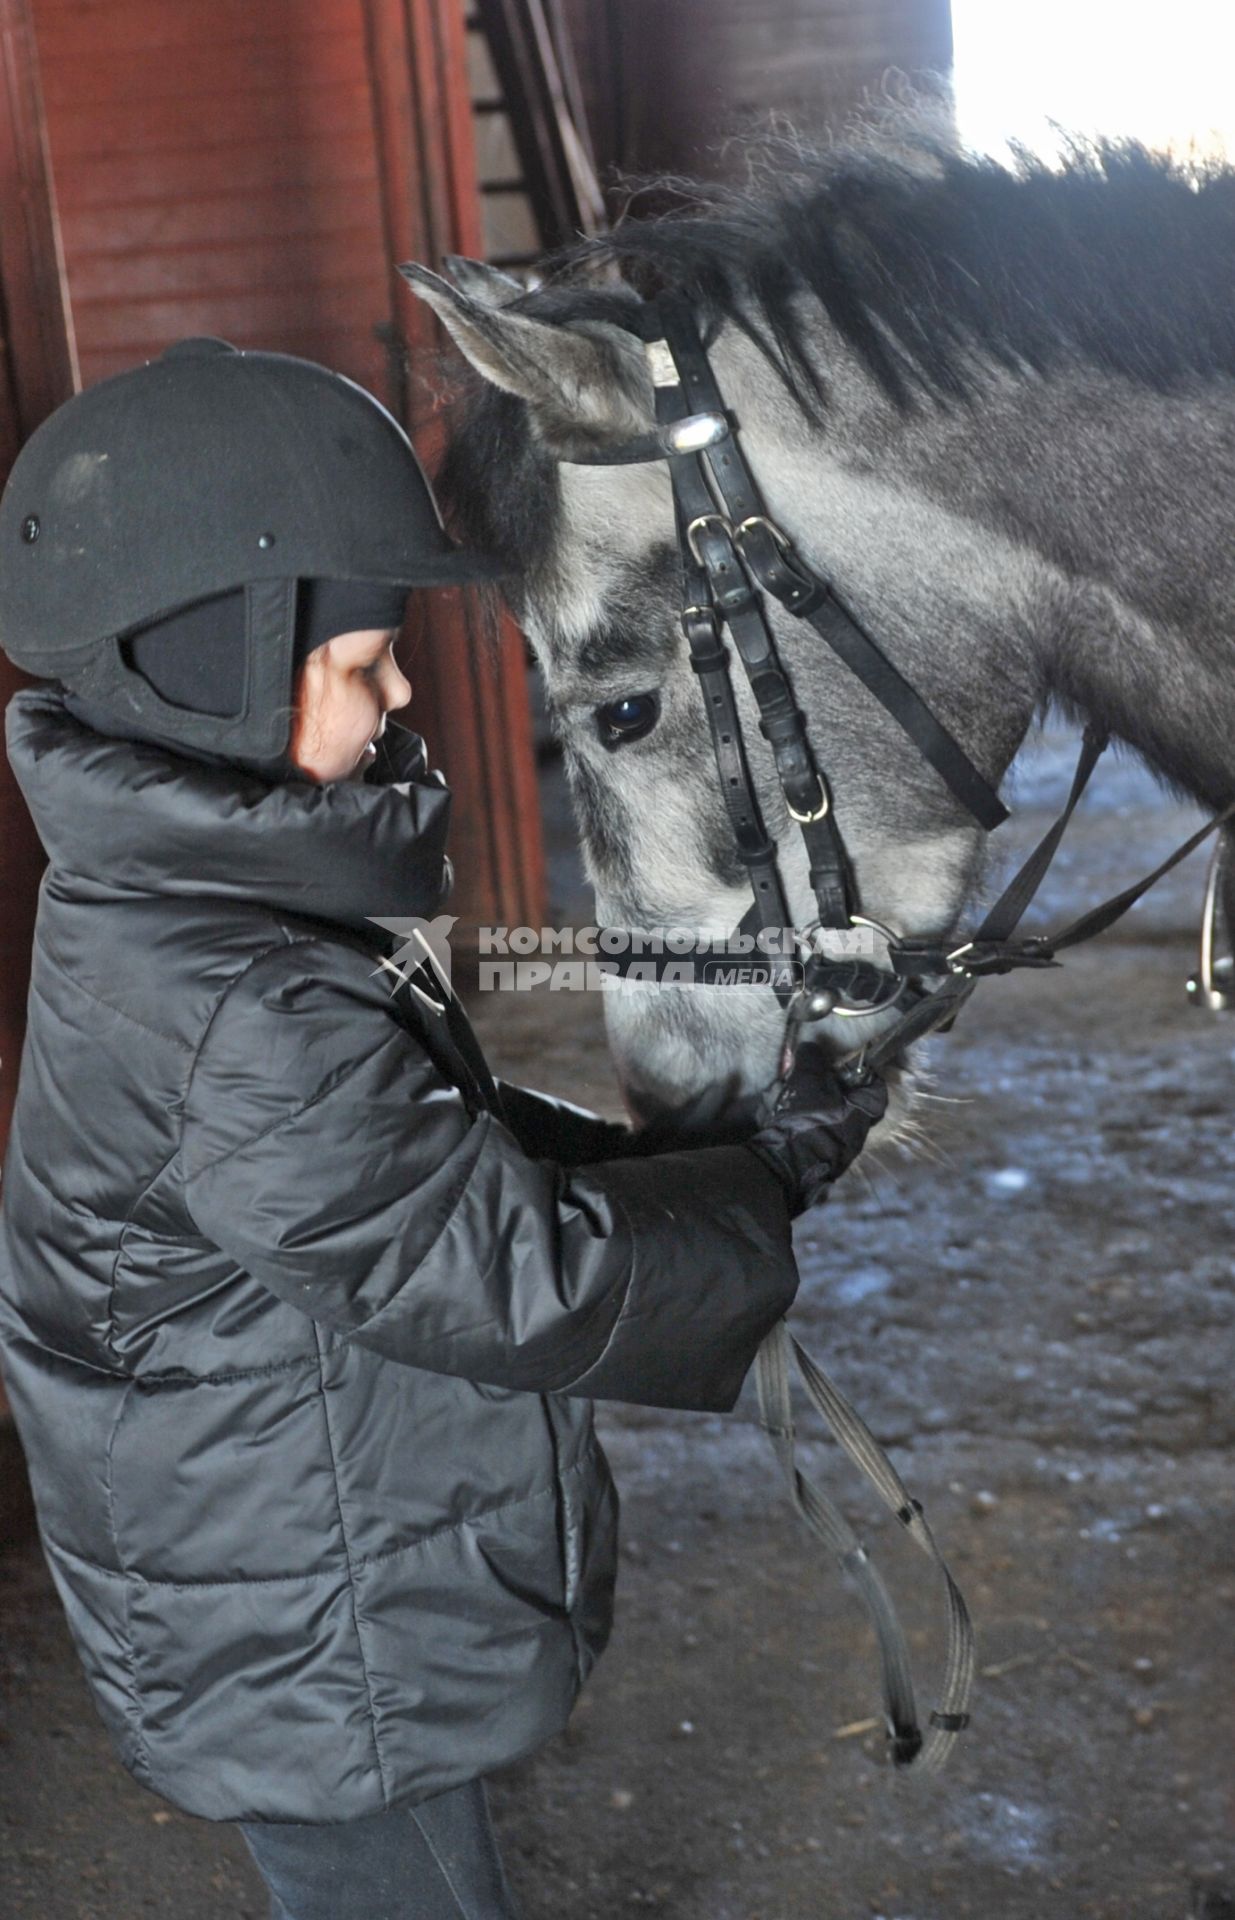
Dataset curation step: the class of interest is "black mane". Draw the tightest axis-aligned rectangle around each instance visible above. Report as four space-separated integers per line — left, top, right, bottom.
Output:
437 131 1235 572
553 133 1235 409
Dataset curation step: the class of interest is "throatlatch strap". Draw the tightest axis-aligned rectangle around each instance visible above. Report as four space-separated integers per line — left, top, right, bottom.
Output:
973 726 1108 945
849 733 1235 1082
797 590 1009 832
754 1319 975 1770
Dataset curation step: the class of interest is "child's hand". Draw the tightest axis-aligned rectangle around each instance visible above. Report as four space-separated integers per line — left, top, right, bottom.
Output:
743 1043 888 1215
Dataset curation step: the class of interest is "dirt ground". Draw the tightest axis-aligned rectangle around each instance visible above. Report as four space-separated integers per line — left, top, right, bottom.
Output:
2 728 1234 1919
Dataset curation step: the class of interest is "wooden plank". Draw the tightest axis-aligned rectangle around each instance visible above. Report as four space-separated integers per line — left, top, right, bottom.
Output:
48 79 377 159
48 133 380 209
473 0 602 248
0 0 73 1197
40 32 367 105
361 0 544 935
559 0 623 182
78 328 390 390
419 0 545 927
69 281 390 348
60 182 382 255
32 1 356 56
427 0 489 258
0 0 78 432
67 228 384 304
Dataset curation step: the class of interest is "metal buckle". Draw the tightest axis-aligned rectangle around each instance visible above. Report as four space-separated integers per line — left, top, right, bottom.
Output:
734 514 792 553
787 773 830 823
945 940 975 975
686 512 734 566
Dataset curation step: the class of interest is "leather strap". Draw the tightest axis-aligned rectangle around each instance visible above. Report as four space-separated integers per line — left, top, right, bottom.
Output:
848 736 1235 1079
656 295 1008 834
889 725 1110 978
655 342 856 935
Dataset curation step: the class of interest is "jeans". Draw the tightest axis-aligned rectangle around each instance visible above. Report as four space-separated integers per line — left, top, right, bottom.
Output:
238 1778 523 1920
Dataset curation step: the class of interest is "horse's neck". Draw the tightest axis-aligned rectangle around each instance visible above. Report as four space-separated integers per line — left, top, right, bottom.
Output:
971 371 1235 809
768 332 1235 812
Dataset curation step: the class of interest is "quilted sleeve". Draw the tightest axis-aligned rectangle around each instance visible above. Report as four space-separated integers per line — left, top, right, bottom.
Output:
180 939 798 1411
493 1078 637 1164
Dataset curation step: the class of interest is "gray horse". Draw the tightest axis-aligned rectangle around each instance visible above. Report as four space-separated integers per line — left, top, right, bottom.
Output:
402 130 1235 1124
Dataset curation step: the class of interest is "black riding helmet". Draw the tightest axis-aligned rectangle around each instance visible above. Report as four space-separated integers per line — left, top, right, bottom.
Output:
0 338 501 778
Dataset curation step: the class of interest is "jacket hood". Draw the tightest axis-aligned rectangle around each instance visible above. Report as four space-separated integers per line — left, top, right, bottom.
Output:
5 684 453 937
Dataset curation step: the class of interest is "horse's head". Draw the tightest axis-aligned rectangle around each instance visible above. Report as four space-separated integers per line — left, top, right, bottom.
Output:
404 259 1034 1124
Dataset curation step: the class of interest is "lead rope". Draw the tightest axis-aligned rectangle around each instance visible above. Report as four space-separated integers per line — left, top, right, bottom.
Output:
749 975 977 1774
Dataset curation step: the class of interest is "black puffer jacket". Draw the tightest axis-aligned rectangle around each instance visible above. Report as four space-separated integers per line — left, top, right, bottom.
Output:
0 686 798 1823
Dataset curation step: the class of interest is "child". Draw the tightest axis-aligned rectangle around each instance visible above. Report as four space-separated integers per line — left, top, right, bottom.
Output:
0 339 884 1919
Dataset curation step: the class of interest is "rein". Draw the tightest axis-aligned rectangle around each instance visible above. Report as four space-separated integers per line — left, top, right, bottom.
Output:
561 293 1235 1772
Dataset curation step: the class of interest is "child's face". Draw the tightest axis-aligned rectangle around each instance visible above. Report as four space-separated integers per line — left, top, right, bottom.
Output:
289 628 413 783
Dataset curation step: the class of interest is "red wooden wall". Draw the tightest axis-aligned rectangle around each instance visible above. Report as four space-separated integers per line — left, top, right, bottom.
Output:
34 0 396 393
0 0 76 1173
0 0 545 1172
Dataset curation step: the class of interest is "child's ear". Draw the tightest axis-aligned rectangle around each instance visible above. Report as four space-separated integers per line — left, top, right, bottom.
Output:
399 261 656 461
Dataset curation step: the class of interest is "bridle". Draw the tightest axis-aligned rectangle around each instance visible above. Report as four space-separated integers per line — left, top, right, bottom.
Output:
652 292 1011 1029
557 291 1235 1774
574 290 1009 1041
575 294 1235 1080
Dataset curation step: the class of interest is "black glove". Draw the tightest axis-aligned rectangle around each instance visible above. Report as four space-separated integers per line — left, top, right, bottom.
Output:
744 1043 888 1217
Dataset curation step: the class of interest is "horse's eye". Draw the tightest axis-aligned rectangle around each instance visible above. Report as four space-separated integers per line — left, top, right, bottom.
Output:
595 691 660 749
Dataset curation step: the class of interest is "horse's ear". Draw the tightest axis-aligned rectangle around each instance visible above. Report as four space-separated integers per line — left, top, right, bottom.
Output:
441 255 523 306
398 261 655 458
